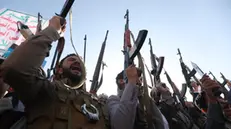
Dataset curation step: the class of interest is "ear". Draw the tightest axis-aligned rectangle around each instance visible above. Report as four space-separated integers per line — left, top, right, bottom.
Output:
57 67 63 74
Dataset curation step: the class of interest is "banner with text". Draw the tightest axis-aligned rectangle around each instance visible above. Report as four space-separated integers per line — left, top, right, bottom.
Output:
0 8 49 67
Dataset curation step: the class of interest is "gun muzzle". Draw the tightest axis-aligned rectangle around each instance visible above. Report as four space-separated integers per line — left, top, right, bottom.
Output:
56 0 75 25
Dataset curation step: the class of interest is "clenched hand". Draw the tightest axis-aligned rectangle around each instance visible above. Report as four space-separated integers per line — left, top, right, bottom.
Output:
126 65 141 85
200 75 221 103
49 16 66 36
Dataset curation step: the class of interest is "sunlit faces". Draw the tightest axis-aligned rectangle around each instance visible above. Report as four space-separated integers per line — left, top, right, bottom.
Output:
62 55 82 76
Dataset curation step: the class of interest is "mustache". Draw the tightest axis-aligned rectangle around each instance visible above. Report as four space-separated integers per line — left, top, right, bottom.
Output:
70 62 81 70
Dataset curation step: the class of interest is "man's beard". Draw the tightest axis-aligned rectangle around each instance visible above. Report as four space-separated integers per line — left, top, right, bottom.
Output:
62 68 82 84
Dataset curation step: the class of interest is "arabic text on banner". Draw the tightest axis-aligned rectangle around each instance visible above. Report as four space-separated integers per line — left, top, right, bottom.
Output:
0 8 48 55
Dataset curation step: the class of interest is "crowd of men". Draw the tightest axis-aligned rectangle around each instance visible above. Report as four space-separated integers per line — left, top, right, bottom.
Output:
0 16 231 129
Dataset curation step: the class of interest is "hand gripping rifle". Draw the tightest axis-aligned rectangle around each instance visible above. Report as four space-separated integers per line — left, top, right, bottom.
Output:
47 0 75 79
90 30 109 95
191 62 231 122
191 62 229 98
123 9 148 82
123 9 151 128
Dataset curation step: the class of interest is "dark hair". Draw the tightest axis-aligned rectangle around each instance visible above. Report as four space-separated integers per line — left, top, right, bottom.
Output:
54 53 79 79
58 53 77 68
116 70 124 80
116 68 142 81
115 70 124 87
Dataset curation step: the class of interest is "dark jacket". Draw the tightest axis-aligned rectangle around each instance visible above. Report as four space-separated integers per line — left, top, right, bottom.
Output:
205 103 226 129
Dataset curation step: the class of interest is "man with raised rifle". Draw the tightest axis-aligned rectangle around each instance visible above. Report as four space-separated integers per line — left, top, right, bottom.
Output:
113 69 169 129
200 75 231 129
153 83 185 129
153 81 202 129
0 16 135 129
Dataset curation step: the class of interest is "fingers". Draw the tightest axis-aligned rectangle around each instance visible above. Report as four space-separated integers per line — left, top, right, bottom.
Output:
200 75 210 83
203 80 218 89
201 76 220 91
49 16 67 34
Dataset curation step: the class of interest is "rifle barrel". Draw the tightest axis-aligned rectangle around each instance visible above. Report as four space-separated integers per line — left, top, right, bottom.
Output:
90 30 109 93
83 35 87 63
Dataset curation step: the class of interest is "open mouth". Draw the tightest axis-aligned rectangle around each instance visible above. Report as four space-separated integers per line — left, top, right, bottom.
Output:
70 63 81 73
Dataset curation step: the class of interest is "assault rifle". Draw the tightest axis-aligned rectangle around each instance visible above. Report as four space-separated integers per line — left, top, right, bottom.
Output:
164 70 186 109
177 48 196 94
90 30 109 94
47 0 75 79
149 38 164 87
191 62 231 122
123 9 150 128
123 9 148 82
55 0 75 25
191 62 229 98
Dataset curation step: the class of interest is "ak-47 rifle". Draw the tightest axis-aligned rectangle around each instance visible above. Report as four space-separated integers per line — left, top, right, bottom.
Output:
47 0 75 79
123 9 150 128
164 70 185 108
90 30 109 94
191 62 229 98
55 0 75 25
149 38 164 87
220 72 228 87
165 69 196 127
123 10 148 82
191 62 231 122
18 0 74 39
177 48 196 94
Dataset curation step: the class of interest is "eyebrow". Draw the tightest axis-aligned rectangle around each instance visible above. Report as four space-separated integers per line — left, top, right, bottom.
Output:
67 57 78 60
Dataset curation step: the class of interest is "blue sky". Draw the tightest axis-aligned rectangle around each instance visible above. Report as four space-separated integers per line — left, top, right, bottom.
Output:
1 0 231 101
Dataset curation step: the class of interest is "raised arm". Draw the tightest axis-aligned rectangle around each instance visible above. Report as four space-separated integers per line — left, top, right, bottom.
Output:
107 66 139 129
0 16 63 103
107 82 138 129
